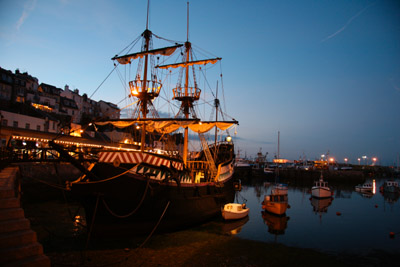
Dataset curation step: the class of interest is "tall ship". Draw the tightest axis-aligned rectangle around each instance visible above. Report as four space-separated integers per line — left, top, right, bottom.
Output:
52 4 238 235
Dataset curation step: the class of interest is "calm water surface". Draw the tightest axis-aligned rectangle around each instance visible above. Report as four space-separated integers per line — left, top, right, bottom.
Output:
222 176 400 255
23 174 400 256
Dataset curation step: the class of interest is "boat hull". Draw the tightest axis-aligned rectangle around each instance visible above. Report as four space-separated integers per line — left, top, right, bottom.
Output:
221 203 249 220
311 187 332 198
262 194 288 216
71 160 236 236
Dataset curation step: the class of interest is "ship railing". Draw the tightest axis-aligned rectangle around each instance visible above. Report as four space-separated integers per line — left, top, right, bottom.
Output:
129 79 162 99
186 160 210 171
172 86 201 100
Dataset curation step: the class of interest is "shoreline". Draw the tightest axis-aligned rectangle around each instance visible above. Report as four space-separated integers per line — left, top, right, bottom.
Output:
22 200 398 267
45 229 399 267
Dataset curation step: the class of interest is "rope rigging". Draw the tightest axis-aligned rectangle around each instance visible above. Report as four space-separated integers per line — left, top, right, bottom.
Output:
101 176 151 219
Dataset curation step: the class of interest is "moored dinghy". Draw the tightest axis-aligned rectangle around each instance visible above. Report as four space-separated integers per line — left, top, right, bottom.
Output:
262 194 288 216
355 180 375 193
221 203 250 220
311 173 332 198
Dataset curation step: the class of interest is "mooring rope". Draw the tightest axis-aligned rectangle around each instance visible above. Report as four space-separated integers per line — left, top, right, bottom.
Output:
101 177 151 218
139 200 170 248
22 173 68 191
80 163 140 184
76 200 171 267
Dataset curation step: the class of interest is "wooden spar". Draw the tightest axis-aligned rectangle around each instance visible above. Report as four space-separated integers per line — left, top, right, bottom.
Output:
140 30 151 152
183 2 190 165
214 82 219 160
183 42 190 164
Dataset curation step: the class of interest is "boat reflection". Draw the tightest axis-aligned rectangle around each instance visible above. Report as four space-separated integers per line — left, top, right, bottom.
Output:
261 211 290 236
382 191 399 204
221 216 249 235
356 191 374 198
310 196 333 217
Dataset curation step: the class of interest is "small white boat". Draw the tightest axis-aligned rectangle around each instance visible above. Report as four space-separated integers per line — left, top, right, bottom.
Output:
263 166 275 175
221 203 250 220
235 158 251 168
311 174 332 198
355 182 373 192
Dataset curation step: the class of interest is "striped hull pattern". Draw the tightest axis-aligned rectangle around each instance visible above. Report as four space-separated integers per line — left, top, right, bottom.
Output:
98 151 184 170
71 151 236 236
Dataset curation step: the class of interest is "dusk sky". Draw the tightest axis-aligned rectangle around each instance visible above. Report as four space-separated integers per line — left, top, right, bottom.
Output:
1 0 399 166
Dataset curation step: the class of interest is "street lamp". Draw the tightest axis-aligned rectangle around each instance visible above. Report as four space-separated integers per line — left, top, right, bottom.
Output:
344 158 348 166
372 157 377 166
362 155 367 165
358 158 361 165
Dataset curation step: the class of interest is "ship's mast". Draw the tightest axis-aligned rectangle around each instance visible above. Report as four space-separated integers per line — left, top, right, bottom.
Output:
140 29 150 152
214 83 219 160
154 2 222 164
183 2 190 164
139 0 151 152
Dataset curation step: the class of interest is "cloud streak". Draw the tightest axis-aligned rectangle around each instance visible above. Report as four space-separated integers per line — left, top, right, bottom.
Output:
321 2 376 43
16 0 37 31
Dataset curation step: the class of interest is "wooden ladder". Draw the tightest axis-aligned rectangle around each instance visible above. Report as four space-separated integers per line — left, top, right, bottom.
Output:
198 133 217 178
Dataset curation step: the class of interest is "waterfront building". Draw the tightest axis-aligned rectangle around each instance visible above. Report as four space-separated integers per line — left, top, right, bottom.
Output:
0 66 122 146
98 100 120 120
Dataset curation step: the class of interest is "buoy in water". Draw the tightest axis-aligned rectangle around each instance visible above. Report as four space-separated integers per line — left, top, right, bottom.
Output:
336 212 341 216
389 232 395 238
375 204 378 208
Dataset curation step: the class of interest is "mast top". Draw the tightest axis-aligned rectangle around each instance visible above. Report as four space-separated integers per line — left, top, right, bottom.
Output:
146 0 150 30
187 2 189 42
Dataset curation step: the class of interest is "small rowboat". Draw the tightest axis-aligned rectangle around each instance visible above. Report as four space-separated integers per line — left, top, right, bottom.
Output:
221 203 250 220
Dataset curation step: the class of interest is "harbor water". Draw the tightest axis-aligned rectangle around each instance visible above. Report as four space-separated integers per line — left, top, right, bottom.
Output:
21 170 399 258
223 175 400 255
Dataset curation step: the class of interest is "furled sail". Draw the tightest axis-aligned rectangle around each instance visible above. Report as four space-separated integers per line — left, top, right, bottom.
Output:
156 58 221 69
188 121 236 133
95 119 237 134
112 44 183 65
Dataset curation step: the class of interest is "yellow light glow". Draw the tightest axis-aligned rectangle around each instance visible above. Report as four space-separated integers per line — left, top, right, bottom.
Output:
372 179 376 194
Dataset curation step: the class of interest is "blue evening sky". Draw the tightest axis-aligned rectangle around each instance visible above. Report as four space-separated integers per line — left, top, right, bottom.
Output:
1 0 399 166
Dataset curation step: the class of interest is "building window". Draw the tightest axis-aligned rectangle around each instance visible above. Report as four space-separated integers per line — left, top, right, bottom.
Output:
25 123 30 129
37 125 41 131
13 121 18 128
2 119 7 126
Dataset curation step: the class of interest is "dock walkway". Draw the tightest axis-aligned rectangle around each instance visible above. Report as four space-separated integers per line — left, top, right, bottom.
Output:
0 166 50 267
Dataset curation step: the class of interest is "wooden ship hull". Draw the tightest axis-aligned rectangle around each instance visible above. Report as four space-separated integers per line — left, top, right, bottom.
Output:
69 145 236 235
